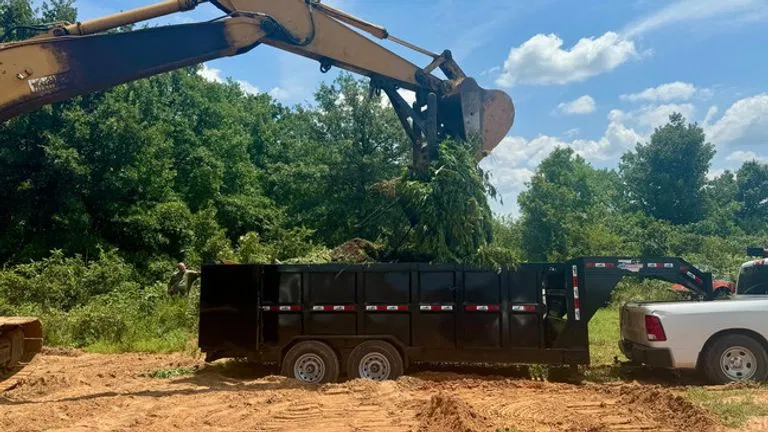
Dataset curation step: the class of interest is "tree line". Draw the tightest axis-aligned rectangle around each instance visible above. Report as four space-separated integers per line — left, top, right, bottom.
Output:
2 0 766 280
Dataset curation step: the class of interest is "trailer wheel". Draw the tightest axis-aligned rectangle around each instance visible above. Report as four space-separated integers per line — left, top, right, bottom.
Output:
281 341 340 384
703 334 768 384
346 340 403 381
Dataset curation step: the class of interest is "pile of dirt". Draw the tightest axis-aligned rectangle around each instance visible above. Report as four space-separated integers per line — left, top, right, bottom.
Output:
608 384 719 432
40 346 82 357
417 392 490 432
330 238 380 263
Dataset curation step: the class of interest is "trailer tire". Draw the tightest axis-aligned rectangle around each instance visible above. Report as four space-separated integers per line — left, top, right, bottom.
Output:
346 340 403 381
703 334 768 384
281 341 340 384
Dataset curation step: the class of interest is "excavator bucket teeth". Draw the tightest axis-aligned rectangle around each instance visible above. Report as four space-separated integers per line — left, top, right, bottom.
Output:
439 78 515 159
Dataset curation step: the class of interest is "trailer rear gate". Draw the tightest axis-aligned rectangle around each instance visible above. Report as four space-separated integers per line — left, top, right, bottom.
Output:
198 257 712 380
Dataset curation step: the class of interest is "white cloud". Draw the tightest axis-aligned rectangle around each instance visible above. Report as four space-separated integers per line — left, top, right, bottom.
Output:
726 151 768 164
480 143 535 215
237 81 260 96
557 95 596 115
623 0 768 38
636 104 696 128
563 128 580 138
706 168 726 180
610 104 696 129
706 94 768 147
704 106 719 125
571 118 645 161
481 66 502 76
269 87 295 101
480 110 646 216
379 89 418 108
620 82 698 102
496 32 638 86
198 64 225 83
198 63 260 95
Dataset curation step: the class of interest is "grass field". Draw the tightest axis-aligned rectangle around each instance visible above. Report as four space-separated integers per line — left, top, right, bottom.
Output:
588 308 622 366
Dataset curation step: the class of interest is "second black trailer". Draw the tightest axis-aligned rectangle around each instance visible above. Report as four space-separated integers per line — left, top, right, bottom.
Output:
198 256 713 383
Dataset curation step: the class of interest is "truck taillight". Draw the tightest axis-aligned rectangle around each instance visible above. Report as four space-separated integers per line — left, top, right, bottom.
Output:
645 315 667 342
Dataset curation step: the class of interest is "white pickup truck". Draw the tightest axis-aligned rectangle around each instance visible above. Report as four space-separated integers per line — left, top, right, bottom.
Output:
620 296 768 384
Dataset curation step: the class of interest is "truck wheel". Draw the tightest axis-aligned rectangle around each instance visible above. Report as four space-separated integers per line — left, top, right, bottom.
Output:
281 341 340 384
703 334 768 384
346 340 403 381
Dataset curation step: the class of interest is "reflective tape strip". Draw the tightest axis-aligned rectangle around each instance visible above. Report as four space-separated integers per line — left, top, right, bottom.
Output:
680 268 703 284
687 271 703 284
572 265 581 321
511 304 537 313
465 305 500 312
365 305 409 311
261 305 302 312
312 305 356 312
647 262 675 269
419 305 454 312
586 262 615 269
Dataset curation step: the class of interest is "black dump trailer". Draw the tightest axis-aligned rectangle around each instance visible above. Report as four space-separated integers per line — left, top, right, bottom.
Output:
198 257 713 383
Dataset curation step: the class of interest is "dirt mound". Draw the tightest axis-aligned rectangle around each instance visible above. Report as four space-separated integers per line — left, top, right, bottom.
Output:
40 346 83 357
607 384 719 432
2 374 72 398
417 392 489 432
330 238 380 263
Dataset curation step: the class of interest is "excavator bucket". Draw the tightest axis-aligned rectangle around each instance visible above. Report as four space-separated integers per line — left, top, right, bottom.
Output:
0 317 43 376
439 78 515 159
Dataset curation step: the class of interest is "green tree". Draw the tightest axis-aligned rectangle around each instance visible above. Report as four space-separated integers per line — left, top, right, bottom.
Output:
517 148 621 260
736 160 768 229
0 0 75 40
620 113 715 224
263 74 409 246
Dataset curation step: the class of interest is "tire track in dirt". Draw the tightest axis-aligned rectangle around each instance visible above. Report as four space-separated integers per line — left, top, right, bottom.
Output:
0 352 728 432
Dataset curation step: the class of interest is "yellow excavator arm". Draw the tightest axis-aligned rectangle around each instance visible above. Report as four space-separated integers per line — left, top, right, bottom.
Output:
0 0 514 169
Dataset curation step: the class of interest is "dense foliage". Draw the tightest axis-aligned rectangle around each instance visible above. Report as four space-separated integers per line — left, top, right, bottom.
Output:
1 1 765 351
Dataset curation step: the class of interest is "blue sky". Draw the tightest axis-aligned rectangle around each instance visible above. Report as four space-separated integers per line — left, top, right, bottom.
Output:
66 0 768 216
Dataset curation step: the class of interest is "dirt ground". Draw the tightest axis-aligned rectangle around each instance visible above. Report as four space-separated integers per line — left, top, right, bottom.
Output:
0 349 761 432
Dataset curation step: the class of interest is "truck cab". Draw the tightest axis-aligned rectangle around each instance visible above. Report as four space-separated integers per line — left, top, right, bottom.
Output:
736 247 768 295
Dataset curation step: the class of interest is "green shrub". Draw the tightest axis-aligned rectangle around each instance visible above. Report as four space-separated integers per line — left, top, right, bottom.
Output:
609 279 684 307
68 301 130 346
0 248 137 311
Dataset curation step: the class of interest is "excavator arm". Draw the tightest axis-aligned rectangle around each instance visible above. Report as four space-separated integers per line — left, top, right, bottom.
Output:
0 0 515 171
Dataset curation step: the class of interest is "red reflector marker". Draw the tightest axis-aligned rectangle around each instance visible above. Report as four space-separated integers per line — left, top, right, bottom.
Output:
312 305 356 312
511 304 537 313
465 305 501 312
645 315 667 342
365 305 409 311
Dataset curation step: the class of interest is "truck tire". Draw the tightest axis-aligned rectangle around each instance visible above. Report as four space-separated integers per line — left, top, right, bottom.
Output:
703 334 768 384
346 340 404 381
281 341 340 384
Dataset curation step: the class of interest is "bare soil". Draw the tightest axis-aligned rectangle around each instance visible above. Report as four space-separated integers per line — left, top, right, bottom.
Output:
0 350 740 432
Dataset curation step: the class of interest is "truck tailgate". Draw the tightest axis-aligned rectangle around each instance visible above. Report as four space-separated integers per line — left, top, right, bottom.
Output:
620 303 648 343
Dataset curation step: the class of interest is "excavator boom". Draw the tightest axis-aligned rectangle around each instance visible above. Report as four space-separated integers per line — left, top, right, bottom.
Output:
0 0 514 167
